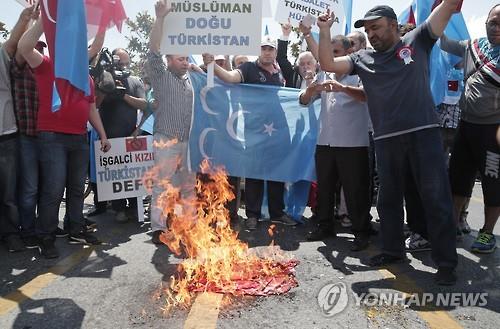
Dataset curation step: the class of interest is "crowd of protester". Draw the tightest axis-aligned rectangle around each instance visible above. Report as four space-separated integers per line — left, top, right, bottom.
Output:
0 0 498 287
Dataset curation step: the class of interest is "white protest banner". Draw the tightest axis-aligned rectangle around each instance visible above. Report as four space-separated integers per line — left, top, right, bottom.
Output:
274 0 345 35
161 0 262 55
15 0 37 7
94 136 154 202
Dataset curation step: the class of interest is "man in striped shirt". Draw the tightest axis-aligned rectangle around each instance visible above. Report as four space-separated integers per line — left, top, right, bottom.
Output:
145 1 196 244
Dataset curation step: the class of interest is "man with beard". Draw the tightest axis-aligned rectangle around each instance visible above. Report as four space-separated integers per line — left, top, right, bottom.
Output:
317 1 463 285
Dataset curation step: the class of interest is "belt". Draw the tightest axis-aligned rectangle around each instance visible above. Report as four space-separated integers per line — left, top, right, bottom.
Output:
0 132 18 142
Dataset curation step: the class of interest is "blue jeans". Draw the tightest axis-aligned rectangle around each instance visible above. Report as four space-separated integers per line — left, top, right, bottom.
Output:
37 132 89 236
375 128 457 268
18 135 39 237
0 134 20 237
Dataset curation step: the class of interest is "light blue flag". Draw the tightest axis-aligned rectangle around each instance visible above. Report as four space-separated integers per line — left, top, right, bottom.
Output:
188 72 321 220
343 0 353 34
188 72 320 183
415 0 469 105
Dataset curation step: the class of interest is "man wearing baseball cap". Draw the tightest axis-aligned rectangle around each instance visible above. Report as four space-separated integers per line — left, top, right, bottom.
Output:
202 36 298 231
317 0 463 285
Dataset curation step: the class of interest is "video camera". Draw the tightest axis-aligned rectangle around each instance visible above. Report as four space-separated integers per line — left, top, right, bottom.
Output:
89 47 131 96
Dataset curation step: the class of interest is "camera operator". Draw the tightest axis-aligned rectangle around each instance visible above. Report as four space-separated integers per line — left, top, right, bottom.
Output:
97 47 146 223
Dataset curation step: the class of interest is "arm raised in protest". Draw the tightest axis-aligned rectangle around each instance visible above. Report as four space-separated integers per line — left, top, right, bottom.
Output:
299 22 318 61
17 15 43 69
317 10 353 76
149 0 171 54
427 0 463 38
3 5 35 59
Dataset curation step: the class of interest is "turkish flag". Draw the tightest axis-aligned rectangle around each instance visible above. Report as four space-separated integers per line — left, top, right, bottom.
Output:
448 80 459 92
84 0 127 40
126 137 148 153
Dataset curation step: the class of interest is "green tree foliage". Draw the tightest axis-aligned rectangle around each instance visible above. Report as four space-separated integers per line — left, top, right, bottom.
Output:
125 11 154 76
0 21 9 40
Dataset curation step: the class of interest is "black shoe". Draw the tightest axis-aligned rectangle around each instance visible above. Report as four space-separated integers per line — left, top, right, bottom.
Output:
6 235 26 252
68 232 101 245
271 214 298 226
351 236 370 252
23 236 40 249
86 208 106 217
435 267 457 286
306 227 336 241
368 253 407 267
39 237 59 259
54 227 69 238
152 230 163 245
246 217 258 230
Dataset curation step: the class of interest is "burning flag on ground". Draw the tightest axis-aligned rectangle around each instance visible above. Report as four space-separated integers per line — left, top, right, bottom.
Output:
145 155 299 310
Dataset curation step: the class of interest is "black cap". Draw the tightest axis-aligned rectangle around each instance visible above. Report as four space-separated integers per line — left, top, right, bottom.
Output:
354 5 397 28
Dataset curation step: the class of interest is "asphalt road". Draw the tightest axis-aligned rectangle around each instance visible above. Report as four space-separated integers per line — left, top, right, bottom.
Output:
1 183 499 329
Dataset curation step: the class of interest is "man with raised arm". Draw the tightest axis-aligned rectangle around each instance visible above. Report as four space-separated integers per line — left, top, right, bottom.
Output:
145 0 197 244
317 1 463 285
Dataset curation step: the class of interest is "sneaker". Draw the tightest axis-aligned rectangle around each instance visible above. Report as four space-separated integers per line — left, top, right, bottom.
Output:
246 217 258 230
368 253 408 267
39 237 59 259
405 233 432 252
54 227 69 238
115 211 129 223
5 235 26 252
23 236 40 249
271 214 298 226
68 232 101 245
471 231 497 254
152 230 163 245
306 226 336 241
435 267 457 286
340 215 352 228
458 220 471 234
351 236 369 252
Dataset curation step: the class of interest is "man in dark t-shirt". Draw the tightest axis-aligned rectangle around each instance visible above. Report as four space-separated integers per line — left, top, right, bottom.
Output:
317 2 463 285
97 48 146 222
202 38 297 231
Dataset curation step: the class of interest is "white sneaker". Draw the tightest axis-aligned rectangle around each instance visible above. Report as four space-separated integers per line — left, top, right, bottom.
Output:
405 233 431 252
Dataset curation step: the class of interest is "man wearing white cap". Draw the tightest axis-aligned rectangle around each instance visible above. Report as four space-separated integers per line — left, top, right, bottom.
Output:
203 37 297 231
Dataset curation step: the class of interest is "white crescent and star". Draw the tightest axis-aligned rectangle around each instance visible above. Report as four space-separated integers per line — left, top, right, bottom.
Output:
226 110 247 142
43 0 57 23
199 128 216 159
200 86 219 116
263 123 277 136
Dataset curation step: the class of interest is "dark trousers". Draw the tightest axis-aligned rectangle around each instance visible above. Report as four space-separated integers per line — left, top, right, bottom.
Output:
37 132 88 236
404 170 428 239
245 178 285 219
18 135 39 237
0 135 20 236
227 176 241 220
315 145 372 237
375 128 457 268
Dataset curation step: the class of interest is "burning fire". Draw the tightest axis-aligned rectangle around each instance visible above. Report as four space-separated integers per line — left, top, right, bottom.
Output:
149 158 298 311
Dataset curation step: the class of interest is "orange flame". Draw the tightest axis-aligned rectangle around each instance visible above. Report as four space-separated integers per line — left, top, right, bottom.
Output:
152 158 298 311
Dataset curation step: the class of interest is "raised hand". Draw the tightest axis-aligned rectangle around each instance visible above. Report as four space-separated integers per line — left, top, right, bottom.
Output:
317 10 336 29
155 0 172 18
281 18 292 37
299 21 312 37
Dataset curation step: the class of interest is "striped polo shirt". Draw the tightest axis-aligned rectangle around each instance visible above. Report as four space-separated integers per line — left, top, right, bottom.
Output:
145 51 193 141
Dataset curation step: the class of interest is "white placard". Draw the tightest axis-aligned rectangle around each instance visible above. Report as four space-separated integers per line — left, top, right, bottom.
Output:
274 0 345 35
161 0 262 55
15 0 37 7
94 136 155 202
